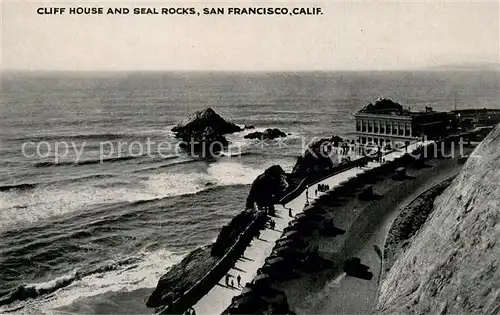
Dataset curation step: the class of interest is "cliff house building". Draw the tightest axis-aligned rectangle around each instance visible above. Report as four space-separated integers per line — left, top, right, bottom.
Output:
354 98 453 147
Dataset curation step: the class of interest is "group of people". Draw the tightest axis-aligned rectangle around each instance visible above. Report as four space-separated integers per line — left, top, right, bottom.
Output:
267 218 276 230
340 142 351 155
315 183 330 195
225 273 242 288
184 307 196 315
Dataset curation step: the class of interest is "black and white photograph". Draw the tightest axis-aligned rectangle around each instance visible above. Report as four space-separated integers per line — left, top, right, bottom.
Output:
1 1 499 314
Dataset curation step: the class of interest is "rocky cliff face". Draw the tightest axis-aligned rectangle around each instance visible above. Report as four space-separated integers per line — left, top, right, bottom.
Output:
377 124 500 315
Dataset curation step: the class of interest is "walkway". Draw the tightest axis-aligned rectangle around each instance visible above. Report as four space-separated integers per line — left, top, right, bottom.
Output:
193 141 431 315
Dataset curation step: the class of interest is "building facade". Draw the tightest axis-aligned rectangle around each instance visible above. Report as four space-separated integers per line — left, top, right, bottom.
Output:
355 112 415 147
354 98 453 148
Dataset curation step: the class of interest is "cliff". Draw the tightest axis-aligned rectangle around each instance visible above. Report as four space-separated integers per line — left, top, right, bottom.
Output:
377 124 500 315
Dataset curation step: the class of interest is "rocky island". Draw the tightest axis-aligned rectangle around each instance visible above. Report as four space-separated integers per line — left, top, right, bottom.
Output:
171 108 242 155
244 128 287 140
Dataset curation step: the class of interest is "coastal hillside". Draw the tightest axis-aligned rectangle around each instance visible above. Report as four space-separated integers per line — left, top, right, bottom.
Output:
377 124 500 314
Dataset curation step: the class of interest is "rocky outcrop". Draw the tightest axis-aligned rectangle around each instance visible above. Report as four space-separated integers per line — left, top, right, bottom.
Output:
146 246 217 308
377 124 500 315
244 128 287 140
211 209 260 256
291 136 343 176
246 165 288 209
360 98 404 114
172 108 242 155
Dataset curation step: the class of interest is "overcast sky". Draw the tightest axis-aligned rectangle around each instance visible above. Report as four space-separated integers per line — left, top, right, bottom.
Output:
2 0 499 71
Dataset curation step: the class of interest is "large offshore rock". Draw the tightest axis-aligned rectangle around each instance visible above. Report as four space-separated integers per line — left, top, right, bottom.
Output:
376 124 500 314
246 165 288 209
172 108 242 156
172 108 242 136
291 136 343 176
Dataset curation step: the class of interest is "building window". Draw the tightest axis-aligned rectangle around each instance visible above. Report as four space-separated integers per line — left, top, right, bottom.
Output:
356 120 361 132
399 124 404 136
374 122 379 133
368 121 373 133
374 138 379 145
380 123 385 134
361 137 367 144
405 124 411 136
362 121 367 132
386 122 391 134
392 123 398 135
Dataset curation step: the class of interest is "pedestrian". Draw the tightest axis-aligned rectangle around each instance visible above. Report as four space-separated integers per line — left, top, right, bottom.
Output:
225 274 230 286
237 274 241 287
230 279 234 287
289 208 292 217
315 189 317 196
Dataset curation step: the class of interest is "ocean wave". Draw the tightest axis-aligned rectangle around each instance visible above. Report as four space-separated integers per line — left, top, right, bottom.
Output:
131 158 198 173
0 183 37 192
0 174 118 193
0 249 184 312
0 159 288 231
32 155 138 168
0 256 141 307
8 132 140 143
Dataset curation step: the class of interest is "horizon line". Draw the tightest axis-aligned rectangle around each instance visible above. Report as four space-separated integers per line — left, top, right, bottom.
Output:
2 68 499 74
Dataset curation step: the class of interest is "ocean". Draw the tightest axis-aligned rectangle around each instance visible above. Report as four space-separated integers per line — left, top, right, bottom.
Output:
0 71 498 314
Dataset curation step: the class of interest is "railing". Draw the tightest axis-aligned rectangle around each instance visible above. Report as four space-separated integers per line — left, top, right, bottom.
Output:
157 213 265 315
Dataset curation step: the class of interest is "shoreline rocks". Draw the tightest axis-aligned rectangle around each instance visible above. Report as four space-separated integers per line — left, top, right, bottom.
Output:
246 165 288 209
146 246 217 308
244 128 287 140
291 135 343 176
